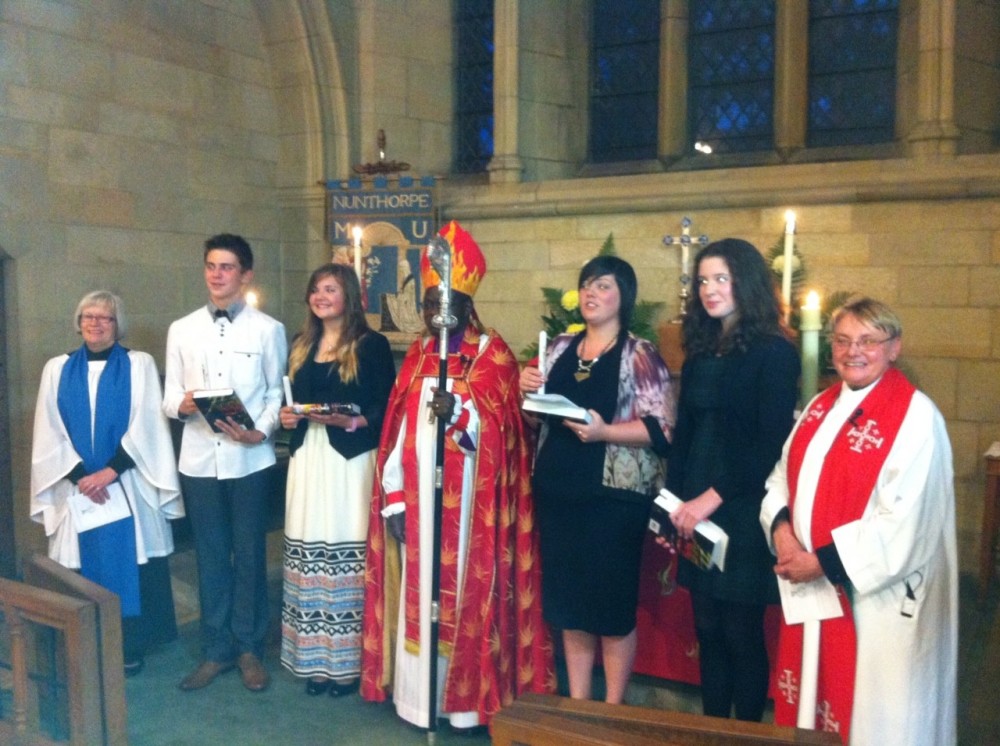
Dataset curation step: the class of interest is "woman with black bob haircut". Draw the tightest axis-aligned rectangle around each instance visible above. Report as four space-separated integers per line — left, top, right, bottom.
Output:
521 254 674 704
662 238 800 722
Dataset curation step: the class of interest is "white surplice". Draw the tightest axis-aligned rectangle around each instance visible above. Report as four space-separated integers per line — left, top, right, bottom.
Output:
761 381 957 746
31 351 183 568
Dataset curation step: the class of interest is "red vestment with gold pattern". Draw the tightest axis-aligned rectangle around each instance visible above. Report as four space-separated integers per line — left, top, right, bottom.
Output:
360 324 555 725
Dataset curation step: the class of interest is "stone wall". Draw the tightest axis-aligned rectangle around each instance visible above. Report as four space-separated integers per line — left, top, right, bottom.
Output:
1 0 997 579
0 1 301 563
440 154 1000 571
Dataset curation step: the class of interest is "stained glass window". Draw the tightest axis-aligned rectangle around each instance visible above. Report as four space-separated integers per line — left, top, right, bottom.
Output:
808 0 898 147
589 0 660 163
454 0 494 173
688 1 776 154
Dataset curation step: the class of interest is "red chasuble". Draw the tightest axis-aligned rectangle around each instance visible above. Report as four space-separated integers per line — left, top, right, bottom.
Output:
775 368 915 742
360 324 555 724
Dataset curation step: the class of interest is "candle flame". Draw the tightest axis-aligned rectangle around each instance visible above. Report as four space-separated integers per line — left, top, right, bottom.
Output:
784 210 796 233
805 290 820 310
352 225 363 246
246 289 259 308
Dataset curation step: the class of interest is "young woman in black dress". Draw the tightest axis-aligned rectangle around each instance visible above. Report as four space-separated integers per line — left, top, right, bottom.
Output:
665 238 800 721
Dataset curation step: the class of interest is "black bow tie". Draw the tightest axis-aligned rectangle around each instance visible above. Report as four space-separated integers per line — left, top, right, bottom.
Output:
214 309 231 321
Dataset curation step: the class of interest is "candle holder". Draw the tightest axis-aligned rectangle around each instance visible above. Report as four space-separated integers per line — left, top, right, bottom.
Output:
663 216 709 323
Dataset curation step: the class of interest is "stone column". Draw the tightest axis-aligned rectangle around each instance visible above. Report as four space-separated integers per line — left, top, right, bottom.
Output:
774 0 808 158
658 0 689 162
488 0 524 183
906 0 960 158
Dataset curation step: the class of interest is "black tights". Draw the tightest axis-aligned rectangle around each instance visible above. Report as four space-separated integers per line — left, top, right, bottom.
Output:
690 592 769 722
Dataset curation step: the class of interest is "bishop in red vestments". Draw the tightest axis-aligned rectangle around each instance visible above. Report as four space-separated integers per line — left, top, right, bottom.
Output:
361 221 555 730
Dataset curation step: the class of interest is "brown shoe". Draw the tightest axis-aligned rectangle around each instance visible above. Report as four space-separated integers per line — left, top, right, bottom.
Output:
237 653 270 692
178 659 235 691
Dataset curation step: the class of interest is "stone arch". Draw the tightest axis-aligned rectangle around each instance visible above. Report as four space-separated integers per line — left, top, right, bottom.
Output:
253 0 355 184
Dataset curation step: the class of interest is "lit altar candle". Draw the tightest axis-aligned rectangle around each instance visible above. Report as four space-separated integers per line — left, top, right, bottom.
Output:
782 211 796 320
538 330 547 395
352 225 363 279
800 290 822 405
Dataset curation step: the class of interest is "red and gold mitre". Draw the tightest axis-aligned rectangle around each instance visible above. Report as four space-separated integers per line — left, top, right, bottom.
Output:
420 220 486 297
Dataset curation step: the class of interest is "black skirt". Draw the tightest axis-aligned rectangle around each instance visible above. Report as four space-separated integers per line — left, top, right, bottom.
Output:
535 491 648 637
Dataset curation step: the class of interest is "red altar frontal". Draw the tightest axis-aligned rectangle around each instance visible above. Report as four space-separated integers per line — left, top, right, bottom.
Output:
633 533 782 696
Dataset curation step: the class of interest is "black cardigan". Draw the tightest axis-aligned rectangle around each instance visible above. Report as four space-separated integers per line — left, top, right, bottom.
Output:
286 331 395 460
666 333 800 603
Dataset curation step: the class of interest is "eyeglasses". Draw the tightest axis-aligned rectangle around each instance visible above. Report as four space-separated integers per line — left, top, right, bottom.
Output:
80 313 116 326
830 335 894 352
697 274 731 286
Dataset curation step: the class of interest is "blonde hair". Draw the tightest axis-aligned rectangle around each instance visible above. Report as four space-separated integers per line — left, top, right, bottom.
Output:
287 264 368 384
829 296 902 340
74 290 127 340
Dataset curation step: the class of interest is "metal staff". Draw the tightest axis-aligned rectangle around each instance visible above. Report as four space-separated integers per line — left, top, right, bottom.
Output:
425 236 456 742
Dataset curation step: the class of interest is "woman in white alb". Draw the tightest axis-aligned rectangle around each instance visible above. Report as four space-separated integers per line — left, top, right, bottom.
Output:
31 290 183 676
761 297 957 746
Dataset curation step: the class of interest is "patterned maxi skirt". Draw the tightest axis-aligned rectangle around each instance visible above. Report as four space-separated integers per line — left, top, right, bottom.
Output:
281 423 375 681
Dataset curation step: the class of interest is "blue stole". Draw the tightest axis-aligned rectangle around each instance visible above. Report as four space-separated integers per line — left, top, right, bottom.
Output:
57 343 140 616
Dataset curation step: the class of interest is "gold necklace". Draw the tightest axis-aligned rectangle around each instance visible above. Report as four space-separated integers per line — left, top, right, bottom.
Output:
575 336 616 382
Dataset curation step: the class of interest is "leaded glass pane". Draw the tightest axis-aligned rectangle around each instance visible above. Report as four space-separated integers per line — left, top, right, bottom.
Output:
589 0 660 163
688 0 776 154
455 0 494 174
808 0 898 147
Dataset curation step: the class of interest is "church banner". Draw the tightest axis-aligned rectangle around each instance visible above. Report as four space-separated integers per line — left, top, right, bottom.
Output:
326 175 437 335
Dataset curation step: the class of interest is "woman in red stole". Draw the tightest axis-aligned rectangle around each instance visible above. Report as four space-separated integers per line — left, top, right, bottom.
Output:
761 297 957 745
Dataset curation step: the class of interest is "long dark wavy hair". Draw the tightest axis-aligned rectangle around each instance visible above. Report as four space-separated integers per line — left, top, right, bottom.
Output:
682 238 791 357
287 263 369 383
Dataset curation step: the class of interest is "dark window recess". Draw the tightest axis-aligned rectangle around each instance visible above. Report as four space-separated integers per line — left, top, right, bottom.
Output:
455 0 494 173
589 0 660 163
808 0 899 148
688 0 776 154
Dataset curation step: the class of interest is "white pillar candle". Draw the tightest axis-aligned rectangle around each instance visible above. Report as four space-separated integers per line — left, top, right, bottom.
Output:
782 211 796 319
800 290 822 405
538 331 547 395
352 224 363 279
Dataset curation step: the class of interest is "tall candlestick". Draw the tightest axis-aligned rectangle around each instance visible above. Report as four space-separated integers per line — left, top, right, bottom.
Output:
352 224 363 279
800 290 822 406
538 331 547 395
782 211 796 321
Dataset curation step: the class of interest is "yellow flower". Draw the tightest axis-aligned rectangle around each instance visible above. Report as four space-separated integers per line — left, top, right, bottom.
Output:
566 323 586 334
771 255 801 273
560 289 579 311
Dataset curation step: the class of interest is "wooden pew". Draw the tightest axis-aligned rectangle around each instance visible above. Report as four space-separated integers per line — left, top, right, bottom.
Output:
23 554 126 745
0 554 126 745
492 693 841 746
